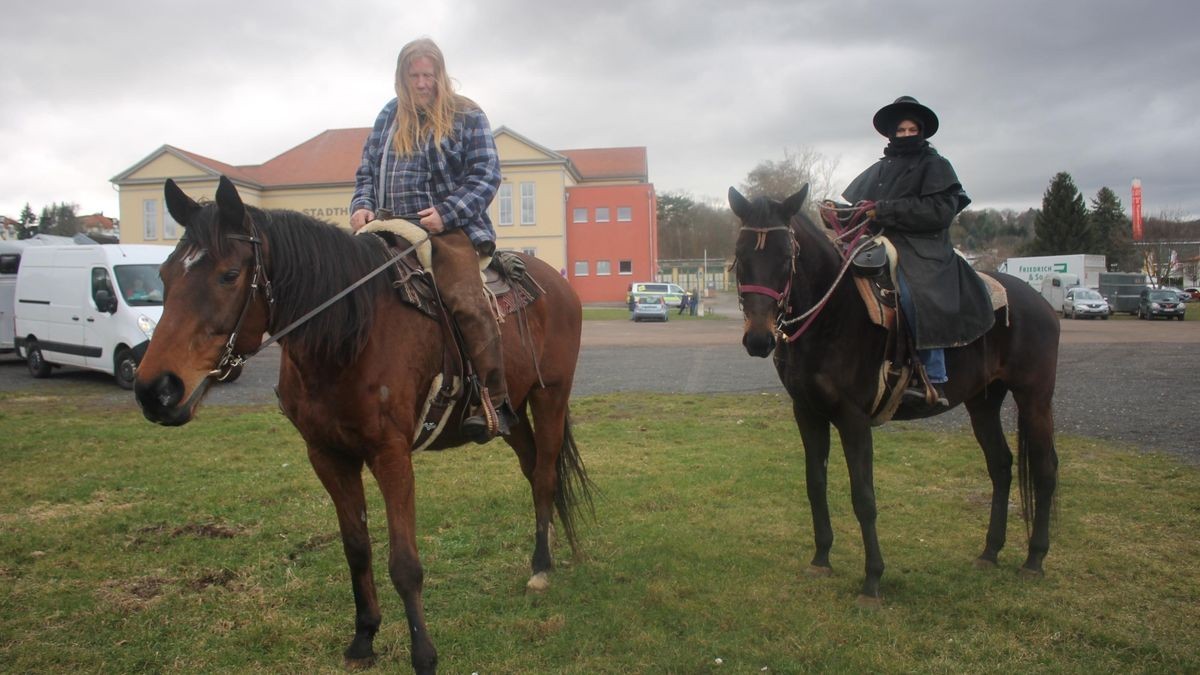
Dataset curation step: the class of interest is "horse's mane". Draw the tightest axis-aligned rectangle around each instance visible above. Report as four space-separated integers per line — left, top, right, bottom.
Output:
176 205 393 365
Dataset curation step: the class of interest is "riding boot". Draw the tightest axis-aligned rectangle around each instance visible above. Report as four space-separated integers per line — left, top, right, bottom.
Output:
903 382 949 409
430 230 517 443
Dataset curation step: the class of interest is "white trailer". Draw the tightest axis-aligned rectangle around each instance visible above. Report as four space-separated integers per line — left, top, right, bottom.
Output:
998 254 1107 289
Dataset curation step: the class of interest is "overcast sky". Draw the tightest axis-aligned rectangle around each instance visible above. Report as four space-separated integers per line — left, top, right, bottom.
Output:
2 0 1198 223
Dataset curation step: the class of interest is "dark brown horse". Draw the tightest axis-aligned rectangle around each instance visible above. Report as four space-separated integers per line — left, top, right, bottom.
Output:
135 177 592 674
729 185 1059 606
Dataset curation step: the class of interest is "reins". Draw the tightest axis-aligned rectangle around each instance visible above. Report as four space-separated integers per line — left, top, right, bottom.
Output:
210 223 429 377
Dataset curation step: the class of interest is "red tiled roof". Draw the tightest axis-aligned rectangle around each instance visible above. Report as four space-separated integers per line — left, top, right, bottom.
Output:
250 128 370 186
162 130 647 187
559 147 648 181
77 213 116 232
169 146 262 185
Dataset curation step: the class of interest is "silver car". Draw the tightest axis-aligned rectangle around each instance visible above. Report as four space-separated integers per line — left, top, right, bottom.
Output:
1062 287 1111 319
632 295 669 322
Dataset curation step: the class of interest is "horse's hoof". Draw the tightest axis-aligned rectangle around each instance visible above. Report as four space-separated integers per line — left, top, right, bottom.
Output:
973 557 998 570
526 571 550 593
1017 566 1044 579
855 594 883 610
805 565 833 578
344 655 377 670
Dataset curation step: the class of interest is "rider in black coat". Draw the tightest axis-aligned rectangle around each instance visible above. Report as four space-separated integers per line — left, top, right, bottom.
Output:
843 96 994 407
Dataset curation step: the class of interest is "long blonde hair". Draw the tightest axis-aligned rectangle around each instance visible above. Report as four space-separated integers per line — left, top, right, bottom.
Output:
392 38 477 156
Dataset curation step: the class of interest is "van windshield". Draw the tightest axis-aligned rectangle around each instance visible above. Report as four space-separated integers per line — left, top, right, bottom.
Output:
115 264 164 307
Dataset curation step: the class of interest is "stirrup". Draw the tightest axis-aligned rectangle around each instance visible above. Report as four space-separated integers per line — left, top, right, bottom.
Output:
461 389 515 444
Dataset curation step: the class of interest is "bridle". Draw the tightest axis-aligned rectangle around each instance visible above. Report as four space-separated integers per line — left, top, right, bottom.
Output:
206 217 427 378
209 224 274 378
736 202 877 342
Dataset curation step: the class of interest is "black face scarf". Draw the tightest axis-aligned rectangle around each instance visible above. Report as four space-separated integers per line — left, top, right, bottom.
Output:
884 133 928 157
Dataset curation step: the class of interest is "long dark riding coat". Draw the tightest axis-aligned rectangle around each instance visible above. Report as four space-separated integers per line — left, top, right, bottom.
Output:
843 144 994 349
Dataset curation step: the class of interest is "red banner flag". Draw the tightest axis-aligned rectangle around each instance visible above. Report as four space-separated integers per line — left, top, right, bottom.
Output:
1131 179 1143 241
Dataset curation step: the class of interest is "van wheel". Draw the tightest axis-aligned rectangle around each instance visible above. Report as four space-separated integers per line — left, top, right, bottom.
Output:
114 349 137 390
27 342 51 378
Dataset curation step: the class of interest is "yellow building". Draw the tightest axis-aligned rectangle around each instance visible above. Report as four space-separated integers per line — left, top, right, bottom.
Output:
110 126 652 281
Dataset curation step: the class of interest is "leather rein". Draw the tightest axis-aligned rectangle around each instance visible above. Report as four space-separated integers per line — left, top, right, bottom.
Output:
736 202 877 342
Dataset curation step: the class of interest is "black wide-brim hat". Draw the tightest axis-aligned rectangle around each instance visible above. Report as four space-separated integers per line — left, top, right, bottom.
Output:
873 96 939 138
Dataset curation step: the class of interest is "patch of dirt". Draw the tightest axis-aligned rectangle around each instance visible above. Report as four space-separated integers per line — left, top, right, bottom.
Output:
98 574 172 611
188 567 237 591
287 532 338 560
0 490 133 526
171 522 244 539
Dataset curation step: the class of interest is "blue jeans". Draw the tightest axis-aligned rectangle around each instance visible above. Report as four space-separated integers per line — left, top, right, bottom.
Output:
896 272 947 384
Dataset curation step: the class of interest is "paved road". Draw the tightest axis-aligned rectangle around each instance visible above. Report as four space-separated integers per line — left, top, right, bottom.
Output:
1 309 1196 462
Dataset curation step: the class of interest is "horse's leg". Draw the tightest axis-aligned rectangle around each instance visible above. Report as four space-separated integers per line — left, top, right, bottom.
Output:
834 418 884 605
307 448 382 667
964 380 1013 567
516 388 569 591
793 403 834 576
1012 385 1059 577
369 448 438 675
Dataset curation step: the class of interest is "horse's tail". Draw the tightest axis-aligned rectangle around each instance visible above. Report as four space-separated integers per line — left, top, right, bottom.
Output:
1016 407 1056 540
1017 414 1034 541
555 406 596 553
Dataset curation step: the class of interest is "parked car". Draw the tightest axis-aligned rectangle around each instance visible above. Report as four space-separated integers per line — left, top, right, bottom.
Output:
1184 287 1200 301
1156 286 1190 303
626 281 685 308
631 295 669 322
1137 288 1186 321
1062 287 1110 319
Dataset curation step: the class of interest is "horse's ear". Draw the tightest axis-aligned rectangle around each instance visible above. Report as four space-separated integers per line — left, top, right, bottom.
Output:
781 184 810 218
215 175 248 232
728 187 751 220
164 179 200 228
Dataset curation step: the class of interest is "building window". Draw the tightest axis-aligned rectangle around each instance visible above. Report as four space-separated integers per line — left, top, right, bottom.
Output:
521 247 537 257
574 261 588 276
163 205 179 240
520 182 535 225
596 260 611 276
497 184 513 226
572 207 588 223
143 200 158 240
595 207 610 223
617 206 632 222
619 260 633 275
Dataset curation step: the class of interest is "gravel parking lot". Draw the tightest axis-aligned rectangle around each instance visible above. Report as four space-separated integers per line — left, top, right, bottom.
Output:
2 307 1195 463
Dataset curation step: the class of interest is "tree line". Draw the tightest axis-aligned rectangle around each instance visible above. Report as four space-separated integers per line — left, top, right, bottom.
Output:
657 150 1196 275
12 201 85 239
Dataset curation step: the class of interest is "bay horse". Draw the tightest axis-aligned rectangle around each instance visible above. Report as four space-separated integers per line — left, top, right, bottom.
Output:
135 176 592 674
728 185 1059 606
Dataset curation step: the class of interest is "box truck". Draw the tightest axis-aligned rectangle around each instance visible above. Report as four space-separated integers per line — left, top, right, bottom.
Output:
998 254 1106 289
14 244 169 388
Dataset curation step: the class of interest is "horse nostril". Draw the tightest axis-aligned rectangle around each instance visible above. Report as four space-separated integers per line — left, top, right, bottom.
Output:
137 372 184 415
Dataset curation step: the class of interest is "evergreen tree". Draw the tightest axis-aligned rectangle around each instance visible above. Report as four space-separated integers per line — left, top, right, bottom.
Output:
18 203 37 240
1027 172 1092 255
1089 187 1138 271
36 202 81 237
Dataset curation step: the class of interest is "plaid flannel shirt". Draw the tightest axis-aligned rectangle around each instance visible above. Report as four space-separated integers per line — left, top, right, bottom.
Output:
351 98 501 245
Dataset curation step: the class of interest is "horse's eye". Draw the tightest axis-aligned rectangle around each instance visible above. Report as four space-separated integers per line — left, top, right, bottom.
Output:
220 269 241 285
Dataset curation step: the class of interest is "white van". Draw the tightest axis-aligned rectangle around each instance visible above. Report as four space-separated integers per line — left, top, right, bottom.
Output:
1039 272 1080 314
14 244 170 388
0 240 26 354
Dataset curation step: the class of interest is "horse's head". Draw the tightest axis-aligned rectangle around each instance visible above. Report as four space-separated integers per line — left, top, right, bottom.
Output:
134 176 271 426
729 185 809 358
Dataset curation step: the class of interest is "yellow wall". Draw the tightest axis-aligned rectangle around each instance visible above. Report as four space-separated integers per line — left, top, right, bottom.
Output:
114 133 575 270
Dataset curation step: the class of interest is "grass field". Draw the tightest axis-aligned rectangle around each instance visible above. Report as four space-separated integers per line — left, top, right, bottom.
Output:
1 391 1197 673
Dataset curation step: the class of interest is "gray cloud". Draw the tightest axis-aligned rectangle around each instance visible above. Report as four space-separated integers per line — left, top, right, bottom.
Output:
2 0 1197 221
